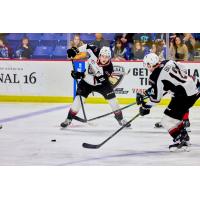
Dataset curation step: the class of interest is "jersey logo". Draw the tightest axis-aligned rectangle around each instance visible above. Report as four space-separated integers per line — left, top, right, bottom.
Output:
109 65 130 89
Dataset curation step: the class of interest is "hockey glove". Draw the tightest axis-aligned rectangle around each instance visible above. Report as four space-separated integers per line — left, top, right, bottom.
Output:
136 93 146 105
139 102 152 116
136 87 153 105
67 47 79 58
71 70 85 79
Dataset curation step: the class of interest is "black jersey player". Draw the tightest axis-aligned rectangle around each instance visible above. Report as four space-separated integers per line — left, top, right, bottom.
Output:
138 53 200 151
60 44 130 128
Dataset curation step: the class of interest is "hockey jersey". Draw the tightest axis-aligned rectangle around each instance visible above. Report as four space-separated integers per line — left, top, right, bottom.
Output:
78 44 113 86
147 60 198 107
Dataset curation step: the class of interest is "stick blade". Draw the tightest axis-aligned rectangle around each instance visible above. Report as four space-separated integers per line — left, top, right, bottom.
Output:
82 143 101 149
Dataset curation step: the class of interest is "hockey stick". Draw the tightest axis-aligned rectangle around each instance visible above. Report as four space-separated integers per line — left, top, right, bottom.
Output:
73 96 148 123
82 112 140 149
71 59 87 121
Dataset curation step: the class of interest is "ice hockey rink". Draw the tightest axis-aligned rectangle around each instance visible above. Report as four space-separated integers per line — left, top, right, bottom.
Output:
0 102 200 166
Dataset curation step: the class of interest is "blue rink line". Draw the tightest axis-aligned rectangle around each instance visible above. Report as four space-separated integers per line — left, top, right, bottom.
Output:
59 150 169 166
0 105 70 123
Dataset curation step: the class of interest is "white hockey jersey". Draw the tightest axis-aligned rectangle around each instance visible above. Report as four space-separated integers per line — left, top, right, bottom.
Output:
147 60 198 107
78 44 113 86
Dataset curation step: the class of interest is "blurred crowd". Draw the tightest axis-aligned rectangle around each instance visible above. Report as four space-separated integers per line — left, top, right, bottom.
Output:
0 33 200 61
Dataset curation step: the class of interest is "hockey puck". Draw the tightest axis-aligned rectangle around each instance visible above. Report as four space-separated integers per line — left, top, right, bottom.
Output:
51 139 56 142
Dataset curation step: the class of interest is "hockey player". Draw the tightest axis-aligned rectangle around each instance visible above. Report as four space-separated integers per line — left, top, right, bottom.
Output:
60 44 130 128
138 53 200 151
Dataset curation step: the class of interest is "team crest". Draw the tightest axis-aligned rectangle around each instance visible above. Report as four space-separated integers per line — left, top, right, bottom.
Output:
109 65 130 88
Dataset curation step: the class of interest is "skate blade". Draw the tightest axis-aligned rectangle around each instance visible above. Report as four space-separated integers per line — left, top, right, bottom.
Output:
60 122 97 129
169 145 190 152
154 126 164 129
60 122 73 129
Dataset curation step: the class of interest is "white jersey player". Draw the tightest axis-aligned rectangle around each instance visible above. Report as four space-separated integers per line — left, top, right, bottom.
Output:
60 44 130 128
139 53 200 151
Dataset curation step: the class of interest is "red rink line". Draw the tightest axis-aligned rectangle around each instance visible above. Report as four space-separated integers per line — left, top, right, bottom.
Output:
1 59 200 64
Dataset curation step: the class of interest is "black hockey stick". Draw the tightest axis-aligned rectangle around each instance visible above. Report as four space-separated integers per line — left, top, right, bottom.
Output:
82 112 140 149
71 59 87 121
73 96 148 123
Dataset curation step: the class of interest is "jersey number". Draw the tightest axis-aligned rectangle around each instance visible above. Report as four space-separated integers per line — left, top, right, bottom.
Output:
165 64 187 83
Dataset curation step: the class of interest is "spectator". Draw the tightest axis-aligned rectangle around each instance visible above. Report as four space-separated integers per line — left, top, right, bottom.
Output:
183 33 196 60
69 34 86 59
169 36 188 61
112 39 127 61
70 33 84 48
130 41 145 60
150 40 166 61
0 37 10 59
91 33 110 49
16 37 33 59
170 33 184 41
114 33 135 45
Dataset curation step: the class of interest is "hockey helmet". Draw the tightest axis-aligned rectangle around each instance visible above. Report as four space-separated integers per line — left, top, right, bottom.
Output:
99 46 112 59
143 53 159 70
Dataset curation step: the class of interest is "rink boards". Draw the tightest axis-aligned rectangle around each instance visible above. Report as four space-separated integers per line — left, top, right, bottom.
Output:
0 59 200 105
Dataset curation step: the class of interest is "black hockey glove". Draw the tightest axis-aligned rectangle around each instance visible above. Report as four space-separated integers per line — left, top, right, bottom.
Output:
136 93 146 105
139 102 152 116
136 87 155 105
67 47 79 58
71 70 85 79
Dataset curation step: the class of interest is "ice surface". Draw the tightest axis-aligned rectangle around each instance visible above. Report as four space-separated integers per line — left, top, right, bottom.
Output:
0 103 199 166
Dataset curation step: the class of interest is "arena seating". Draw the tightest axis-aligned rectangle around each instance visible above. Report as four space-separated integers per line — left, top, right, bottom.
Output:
32 46 53 59
5 33 116 59
52 46 67 59
4 33 199 60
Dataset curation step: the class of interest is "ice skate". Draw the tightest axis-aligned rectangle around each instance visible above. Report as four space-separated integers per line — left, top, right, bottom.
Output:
60 118 72 128
117 119 131 128
169 130 191 152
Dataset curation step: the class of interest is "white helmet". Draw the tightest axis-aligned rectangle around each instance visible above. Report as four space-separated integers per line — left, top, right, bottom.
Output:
143 53 159 69
99 46 112 59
